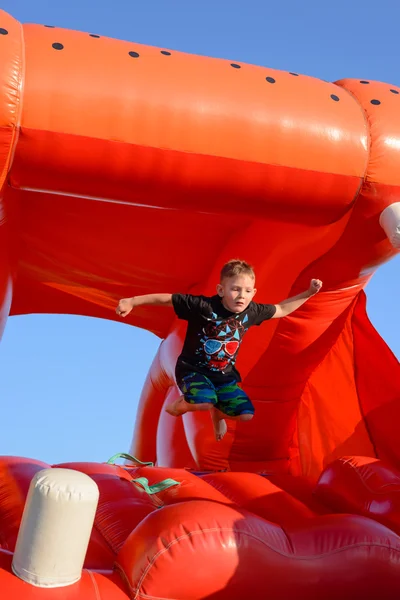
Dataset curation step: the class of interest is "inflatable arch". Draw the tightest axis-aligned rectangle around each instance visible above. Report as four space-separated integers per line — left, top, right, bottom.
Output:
1 8 400 599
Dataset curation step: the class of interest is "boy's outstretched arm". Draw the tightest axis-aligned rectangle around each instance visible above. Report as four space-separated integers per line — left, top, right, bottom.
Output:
272 279 322 318
116 293 173 317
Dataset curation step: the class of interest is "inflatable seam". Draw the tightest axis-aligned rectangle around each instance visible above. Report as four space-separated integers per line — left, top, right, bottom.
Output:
121 527 400 599
8 18 25 170
335 83 371 181
337 458 400 495
86 569 101 600
333 82 371 197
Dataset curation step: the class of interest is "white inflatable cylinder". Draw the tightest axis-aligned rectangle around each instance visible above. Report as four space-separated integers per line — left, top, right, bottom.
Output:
12 468 99 588
380 202 400 248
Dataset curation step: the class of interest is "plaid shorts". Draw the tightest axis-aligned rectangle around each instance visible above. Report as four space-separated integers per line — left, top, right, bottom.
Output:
177 371 254 417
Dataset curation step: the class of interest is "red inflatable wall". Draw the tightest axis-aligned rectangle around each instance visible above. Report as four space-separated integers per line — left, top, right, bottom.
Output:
0 9 399 599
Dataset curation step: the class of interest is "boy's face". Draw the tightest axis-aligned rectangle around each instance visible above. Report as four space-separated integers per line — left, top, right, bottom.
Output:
216 274 256 313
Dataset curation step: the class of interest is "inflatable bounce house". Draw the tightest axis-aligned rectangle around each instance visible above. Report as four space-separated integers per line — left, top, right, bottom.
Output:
1 8 400 599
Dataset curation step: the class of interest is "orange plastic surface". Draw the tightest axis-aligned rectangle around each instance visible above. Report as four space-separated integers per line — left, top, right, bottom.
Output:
0 8 400 599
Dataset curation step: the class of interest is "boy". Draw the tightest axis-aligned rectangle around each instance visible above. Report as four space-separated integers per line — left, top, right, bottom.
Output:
116 259 322 441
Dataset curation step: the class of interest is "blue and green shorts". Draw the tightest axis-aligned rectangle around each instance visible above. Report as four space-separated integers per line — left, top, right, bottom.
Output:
177 371 254 417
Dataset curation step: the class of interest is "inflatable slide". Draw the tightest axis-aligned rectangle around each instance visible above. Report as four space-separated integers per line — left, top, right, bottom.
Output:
0 9 399 599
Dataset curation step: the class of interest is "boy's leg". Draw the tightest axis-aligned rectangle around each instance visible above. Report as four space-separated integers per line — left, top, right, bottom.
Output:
207 380 254 442
165 396 214 416
210 408 228 441
214 380 255 421
166 372 217 417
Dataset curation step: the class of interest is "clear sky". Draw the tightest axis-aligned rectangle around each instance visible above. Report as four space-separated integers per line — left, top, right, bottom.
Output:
1 0 399 465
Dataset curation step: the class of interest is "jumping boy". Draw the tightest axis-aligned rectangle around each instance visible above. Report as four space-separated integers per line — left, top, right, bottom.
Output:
116 259 322 441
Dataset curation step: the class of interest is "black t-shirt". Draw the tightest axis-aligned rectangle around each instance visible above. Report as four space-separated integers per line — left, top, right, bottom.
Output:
172 294 276 384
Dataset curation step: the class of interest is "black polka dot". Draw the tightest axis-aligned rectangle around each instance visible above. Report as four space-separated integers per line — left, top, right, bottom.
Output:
44 25 55 28
390 89 399 95
89 34 100 38
52 43 64 50
129 51 140 58
360 80 370 84
330 94 340 102
161 50 171 56
289 72 299 76
370 99 381 105
266 76 276 84
230 63 241 69
0 28 8 35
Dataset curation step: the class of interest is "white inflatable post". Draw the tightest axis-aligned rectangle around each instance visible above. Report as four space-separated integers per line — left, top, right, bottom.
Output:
12 468 99 588
380 202 400 248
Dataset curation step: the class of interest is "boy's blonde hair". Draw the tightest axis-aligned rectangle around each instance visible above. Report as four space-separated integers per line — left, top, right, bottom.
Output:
220 259 255 281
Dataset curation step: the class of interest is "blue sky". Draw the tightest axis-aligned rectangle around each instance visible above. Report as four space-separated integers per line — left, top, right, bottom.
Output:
1 0 399 465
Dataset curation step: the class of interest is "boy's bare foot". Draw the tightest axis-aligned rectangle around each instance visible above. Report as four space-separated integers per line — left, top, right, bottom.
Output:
165 396 190 417
211 408 227 442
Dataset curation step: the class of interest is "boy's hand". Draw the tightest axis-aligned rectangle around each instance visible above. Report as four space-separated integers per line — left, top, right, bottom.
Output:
116 297 135 317
308 279 323 296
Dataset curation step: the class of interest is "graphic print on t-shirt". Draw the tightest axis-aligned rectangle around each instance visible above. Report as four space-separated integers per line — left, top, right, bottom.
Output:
197 312 250 372
172 293 276 382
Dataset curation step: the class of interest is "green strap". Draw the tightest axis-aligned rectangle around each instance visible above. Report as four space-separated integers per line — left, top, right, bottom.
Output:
106 453 180 496
106 453 154 467
132 476 180 495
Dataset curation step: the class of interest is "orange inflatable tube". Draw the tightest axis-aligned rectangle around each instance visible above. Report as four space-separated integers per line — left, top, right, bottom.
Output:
0 9 400 600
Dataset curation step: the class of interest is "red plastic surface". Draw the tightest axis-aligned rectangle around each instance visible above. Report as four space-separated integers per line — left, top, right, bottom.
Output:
1 458 400 599
0 8 400 599
316 456 400 536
